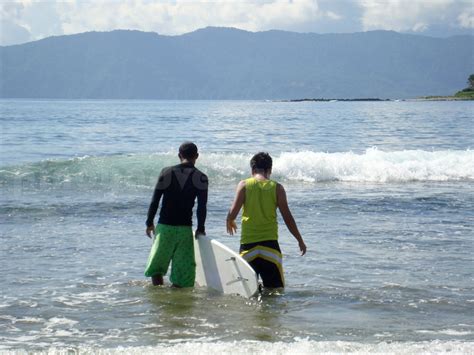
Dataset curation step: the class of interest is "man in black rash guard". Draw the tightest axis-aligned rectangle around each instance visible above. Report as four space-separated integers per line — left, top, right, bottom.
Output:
144 142 208 287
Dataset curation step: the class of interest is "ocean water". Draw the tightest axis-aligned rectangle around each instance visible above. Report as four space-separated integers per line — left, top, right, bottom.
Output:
0 99 473 354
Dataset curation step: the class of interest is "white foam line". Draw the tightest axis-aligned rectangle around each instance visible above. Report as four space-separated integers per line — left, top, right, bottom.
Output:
1 340 473 354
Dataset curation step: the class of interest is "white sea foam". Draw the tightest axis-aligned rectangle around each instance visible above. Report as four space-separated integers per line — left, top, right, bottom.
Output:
54 289 118 307
44 317 78 329
273 149 474 183
1 149 473 188
416 329 473 336
1 340 473 354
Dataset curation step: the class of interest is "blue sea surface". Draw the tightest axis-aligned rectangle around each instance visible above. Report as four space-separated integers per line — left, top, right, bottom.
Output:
0 99 473 353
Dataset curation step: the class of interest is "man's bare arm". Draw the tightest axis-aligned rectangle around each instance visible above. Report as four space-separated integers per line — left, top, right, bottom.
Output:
276 183 306 255
226 180 246 235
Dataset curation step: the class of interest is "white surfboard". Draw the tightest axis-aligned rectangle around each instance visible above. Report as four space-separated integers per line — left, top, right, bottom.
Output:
194 235 259 298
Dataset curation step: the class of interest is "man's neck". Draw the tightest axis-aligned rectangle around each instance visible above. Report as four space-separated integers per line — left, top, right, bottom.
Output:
253 173 270 180
180 159 195 165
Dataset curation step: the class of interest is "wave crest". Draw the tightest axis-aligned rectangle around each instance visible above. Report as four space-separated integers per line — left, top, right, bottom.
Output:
0 149 472 191
273 148 474 183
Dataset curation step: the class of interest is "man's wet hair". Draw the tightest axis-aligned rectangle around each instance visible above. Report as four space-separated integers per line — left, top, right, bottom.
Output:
250 152 272 172
179 142 198 160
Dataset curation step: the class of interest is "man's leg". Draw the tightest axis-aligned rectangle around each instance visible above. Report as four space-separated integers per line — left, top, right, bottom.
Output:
257 258 284 288
240 241 284 288
144 224 175 285
169 226 195 288
152 274 164 286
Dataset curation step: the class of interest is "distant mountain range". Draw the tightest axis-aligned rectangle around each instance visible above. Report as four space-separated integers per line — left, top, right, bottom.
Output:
1 27 473 99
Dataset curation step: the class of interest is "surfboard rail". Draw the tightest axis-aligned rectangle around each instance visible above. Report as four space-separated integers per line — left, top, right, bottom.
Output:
194 234 259 298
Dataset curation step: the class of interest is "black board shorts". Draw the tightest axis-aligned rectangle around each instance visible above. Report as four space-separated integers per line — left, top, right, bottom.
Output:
240 240 284 288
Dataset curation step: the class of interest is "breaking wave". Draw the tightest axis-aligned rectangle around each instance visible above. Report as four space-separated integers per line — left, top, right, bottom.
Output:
1 149 472 191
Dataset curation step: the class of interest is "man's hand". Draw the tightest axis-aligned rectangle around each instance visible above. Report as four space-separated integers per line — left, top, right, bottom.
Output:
195 229 206 239
226 219 237 235
226 181 245 236
298 240 307 256
146 225 155 239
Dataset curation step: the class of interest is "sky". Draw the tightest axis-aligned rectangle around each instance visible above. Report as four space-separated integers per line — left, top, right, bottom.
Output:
1 0 473 46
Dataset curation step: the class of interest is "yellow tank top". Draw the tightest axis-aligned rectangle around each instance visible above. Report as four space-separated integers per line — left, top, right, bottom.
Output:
241 177 278 244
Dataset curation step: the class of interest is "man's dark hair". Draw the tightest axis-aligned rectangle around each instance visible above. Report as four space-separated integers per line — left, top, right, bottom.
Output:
179 142 198 160
250 152 273 172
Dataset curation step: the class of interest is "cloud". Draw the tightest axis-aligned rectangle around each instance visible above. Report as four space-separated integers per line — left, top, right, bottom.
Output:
0 18 30 45
0 0 472 46
0 2 31 45
458 8 474 28
326 11 342 21
1 1 65 45
358 0 473 33
57 0 328 35
0 0 346 45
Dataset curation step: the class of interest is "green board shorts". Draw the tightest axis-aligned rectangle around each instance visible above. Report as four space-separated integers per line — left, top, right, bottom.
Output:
144 224 195 287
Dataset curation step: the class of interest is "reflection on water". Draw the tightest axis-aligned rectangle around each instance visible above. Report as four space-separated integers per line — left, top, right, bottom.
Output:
1 100 473 351
142 285 289 343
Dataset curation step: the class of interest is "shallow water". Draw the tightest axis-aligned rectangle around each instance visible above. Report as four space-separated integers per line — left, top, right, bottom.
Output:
0 99 473 353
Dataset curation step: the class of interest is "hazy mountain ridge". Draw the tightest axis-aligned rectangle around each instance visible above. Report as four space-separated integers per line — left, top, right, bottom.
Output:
1 27 473 99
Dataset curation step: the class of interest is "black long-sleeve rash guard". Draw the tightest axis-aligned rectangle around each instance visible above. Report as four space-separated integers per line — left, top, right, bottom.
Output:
146 162 208 233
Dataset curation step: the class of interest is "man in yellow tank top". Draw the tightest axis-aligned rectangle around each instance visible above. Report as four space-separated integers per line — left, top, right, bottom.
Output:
226 152 306 288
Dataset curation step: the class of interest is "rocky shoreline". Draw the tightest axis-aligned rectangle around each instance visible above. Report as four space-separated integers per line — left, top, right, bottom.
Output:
280 98 391 102
415 96 474 101
278 97 473 102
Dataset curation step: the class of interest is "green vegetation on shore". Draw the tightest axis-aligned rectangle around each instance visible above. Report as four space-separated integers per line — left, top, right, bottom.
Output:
454 90 474 99
422 74 474 100
454 74 474 98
